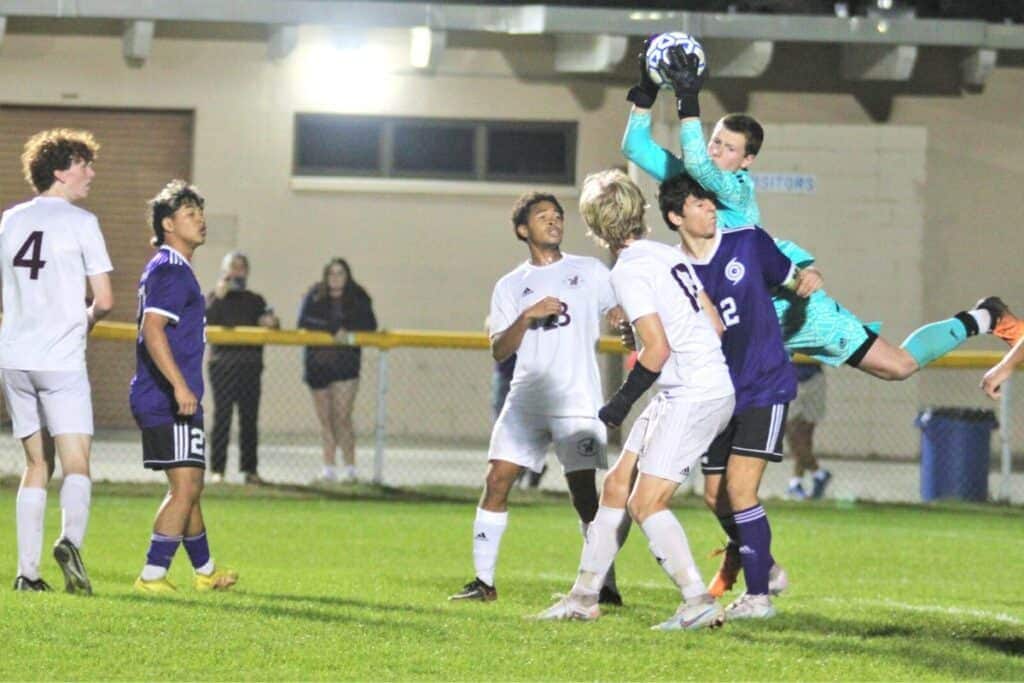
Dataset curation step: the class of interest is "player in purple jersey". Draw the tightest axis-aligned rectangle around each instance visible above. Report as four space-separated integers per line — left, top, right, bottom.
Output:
130 180 237 594
660 173 820 619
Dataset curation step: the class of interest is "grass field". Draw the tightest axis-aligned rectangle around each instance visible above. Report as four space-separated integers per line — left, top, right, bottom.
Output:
0 482 1022 681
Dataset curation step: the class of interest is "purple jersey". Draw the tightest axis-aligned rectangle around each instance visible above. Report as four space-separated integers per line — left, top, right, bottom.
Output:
688 226 797 413
129 246 206 428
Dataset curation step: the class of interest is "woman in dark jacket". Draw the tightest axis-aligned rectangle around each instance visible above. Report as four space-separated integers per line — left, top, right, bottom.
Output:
297 258 377 483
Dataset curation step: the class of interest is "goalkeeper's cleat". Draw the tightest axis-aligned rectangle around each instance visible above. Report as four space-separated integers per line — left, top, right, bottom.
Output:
707 543 742 598
977 297 1024 346
810 470 832 499
724 592 776 620
535 594 600 621
193 566 239 592
768 563 789 596
134 576 178 594
13 575 52 592
53 537 93 596
448 577 497 602
652 595 724 631
598 585 623 607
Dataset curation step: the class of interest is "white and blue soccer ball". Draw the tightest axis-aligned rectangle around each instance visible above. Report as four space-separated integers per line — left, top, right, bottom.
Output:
645 32 707 89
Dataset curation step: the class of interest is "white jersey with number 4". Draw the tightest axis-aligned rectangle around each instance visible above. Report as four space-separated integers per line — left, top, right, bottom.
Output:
611 239 733 401
0 196 113 371
489 253 615 417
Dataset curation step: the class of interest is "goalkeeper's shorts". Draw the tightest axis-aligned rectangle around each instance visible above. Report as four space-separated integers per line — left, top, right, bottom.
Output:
774 289 879 367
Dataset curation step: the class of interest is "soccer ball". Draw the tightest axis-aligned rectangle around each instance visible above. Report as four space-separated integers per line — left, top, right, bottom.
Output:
645 32 707 89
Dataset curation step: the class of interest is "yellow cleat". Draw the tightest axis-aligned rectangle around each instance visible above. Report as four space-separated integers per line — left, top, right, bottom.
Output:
134 576 178 594
193 566 238 592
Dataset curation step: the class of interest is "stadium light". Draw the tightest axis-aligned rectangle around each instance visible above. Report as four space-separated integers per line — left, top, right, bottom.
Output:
297 34 397 106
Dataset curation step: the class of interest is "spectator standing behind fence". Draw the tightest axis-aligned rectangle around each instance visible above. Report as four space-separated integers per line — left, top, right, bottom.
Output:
785 362 831 500
205 252 280 485
298 258 377 484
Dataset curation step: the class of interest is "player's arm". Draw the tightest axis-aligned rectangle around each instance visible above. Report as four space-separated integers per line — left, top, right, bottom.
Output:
598 312 664 428
621 111 684 184
490 296 562 363
981 335 1024 399
141 313 197 415
86 272 113 330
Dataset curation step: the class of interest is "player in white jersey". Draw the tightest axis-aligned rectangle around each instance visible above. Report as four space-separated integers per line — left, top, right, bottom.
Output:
0 129 114 593
450 191 625 603
539 169 734 630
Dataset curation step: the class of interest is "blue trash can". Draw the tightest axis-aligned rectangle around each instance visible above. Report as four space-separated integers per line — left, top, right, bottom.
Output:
915 407 997 502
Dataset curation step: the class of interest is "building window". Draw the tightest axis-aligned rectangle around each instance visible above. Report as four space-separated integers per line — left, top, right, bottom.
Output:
294 114 576 184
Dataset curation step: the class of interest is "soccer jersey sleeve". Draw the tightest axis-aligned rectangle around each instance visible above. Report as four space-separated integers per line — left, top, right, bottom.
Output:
593 260 617 314
621 111 683 183
77 215 113 275
774 238 815 268
488 279 519 337
680 119 759 223
143 265 189 324
752 228 796 288
612 262 658 323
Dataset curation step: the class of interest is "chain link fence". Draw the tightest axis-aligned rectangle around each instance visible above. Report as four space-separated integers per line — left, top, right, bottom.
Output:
0 325 1021 505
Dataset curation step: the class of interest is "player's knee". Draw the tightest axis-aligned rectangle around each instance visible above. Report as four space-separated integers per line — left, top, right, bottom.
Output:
601 472 631 508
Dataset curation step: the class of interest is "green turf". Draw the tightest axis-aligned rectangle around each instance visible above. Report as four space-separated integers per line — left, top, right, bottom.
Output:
0 484 1021 681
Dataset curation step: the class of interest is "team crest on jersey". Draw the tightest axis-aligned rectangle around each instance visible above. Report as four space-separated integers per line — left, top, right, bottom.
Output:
577 437 597 456
725 258 746 284
566 275 581 288
521 287 534 297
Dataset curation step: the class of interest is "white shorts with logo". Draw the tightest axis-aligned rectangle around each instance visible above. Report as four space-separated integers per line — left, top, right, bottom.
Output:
624 391 735 484
1 369 93 439
488 403 608 474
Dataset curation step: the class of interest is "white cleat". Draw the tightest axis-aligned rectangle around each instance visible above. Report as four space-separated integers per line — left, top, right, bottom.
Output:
652 596 724 631
535 595 600 621
724 592 776 620
768 563 788 596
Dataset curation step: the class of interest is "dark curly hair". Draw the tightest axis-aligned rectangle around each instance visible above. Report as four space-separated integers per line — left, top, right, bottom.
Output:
21 129 99 193
510 191 563 242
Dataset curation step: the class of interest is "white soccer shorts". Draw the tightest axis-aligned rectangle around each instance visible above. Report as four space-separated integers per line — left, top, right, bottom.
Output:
1 369 94 439
623 391 734 484
788 370 826 424
488 403 608 474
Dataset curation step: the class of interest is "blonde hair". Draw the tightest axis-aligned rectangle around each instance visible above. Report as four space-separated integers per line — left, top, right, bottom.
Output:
579 169 649 250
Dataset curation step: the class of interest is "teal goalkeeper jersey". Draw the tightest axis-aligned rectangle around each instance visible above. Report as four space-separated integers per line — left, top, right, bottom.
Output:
621 110 870 360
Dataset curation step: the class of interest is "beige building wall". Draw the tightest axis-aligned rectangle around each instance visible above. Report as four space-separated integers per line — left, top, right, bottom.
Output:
0 28 1019 452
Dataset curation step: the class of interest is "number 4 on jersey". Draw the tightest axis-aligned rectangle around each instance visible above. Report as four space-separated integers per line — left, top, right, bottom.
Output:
13 231 46 280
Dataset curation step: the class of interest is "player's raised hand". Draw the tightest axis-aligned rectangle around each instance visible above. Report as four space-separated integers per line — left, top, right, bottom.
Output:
626 35 660 109
794 266 824 298
664 45 706 96
981 363 1011 400
174 383 198 416
523 296 563 323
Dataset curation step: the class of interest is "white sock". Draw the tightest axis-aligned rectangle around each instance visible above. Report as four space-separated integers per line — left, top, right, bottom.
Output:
472 507 508 586
640 510 705 601
16 487 47 581
194 559 215 576
59 474 91 549
141 564 168 581
572 506 626 597
789 476 804 488
970 309 993 334
813 469 829 481
322 465 337 480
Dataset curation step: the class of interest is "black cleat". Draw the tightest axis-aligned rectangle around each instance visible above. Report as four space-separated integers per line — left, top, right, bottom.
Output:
448 577 497 601
975 296 1009 329
53 537 93 596
598 585 623 607
13 575 52 591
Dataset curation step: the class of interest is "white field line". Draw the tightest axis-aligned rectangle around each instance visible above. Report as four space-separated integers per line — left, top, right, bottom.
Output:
824 597 1023 625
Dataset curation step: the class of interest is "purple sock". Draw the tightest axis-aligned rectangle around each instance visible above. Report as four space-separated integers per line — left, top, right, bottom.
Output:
717 514 740 549
183 530 211 569
146 533 182 569
734 504 773 595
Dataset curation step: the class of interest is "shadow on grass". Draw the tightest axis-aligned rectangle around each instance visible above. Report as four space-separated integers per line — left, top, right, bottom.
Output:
732 611 1024 678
